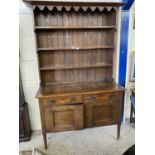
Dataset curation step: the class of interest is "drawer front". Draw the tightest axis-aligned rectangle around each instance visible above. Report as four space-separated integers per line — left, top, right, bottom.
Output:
84 93 115 104
42 93 115 106
84 92 123 128
42 95 83 106
42 104 83 132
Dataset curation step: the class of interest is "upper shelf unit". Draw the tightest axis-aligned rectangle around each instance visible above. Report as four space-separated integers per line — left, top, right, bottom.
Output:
24 0 125 84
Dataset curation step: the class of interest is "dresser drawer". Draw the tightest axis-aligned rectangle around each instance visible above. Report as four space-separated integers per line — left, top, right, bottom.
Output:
84 92 115 104
42 95 83 106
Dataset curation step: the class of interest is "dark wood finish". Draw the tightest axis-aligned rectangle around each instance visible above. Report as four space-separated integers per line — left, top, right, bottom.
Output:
41 104 83 132
39 63 112 70
84 92 122 128
24 0 125 149
37 83 124 148
33 7 116 84
37 82 124 98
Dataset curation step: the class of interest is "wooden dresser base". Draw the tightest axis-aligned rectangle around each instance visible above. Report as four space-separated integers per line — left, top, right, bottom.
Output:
37 83 124 149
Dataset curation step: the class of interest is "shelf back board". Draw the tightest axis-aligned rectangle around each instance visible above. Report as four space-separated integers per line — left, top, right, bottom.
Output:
23 0 124 86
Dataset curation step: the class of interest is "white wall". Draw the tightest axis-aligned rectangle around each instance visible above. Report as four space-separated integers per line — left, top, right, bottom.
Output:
19 0 41 130
19 0 122 130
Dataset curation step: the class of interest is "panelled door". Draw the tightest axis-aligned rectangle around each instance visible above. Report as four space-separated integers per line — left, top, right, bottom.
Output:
43 104 84 132
84 92 122 127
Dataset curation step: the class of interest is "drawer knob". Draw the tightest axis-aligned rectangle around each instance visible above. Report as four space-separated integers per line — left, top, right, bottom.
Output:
70 96 76 103
48 99 55 105
109 94 115 98
91 95 97 101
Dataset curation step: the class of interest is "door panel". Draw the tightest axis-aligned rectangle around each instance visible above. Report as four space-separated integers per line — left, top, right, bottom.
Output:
43 104 83 132
84 93 122 127
93 104 112 124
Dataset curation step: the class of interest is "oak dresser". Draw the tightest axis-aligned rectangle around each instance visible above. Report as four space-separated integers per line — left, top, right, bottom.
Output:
24 0 125 149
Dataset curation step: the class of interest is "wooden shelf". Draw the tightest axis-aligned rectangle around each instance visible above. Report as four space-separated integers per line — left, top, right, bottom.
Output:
41 80 113 86
35 26 116 30
37 46 114 52
40 64 112 70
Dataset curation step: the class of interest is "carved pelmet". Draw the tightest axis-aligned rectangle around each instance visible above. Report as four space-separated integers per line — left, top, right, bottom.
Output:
33 5 117 12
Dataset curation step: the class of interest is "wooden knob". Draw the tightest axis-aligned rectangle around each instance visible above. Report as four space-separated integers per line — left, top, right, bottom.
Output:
109 93 115 98
70 96 76 103
91 95 97 101
48 99 55 104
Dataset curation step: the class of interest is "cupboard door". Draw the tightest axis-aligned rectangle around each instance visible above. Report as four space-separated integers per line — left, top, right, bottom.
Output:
43 104 83 132
84 93 122 127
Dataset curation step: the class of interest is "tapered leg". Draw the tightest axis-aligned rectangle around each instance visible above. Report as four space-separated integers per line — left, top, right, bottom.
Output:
117 123 121 139
43 133 47 149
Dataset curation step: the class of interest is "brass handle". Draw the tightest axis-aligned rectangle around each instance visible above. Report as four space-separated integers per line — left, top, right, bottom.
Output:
48 99 55 105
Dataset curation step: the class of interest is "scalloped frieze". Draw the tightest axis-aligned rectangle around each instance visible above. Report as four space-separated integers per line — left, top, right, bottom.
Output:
33 5 117 12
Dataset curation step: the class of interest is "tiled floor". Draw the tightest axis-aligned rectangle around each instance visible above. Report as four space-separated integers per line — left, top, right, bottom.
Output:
19 119 135 155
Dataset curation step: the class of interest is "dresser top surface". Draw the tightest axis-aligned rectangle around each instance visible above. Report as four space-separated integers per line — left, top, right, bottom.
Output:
36 82 125 98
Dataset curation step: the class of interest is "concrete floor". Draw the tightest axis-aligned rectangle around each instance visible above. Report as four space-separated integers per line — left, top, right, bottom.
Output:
19 119 134 155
